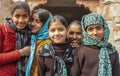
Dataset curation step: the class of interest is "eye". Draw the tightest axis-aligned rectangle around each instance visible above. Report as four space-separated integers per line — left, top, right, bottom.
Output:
96 26 103 30
87 27 93 32
23 14 29 18
31 18 34 22
77 32 82 35
49 29 55 32
15 15 20 18
34 19 41 23
58 28 65 31
36 21 41 23
69 32 74 35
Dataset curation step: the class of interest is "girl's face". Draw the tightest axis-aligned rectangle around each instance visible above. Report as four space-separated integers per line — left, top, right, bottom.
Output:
12 8 29 30
67 24 82 44
30 13 43 34
86 24 104 40
48 21 67 44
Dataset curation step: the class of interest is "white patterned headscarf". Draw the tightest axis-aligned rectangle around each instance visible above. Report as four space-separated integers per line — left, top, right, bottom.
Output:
81 13 115 76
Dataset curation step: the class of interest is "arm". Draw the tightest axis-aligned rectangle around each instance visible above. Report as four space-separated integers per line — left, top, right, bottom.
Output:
0 25 30 65
71 46 85 76
0 29 20 65
71 50 80 76
0 45 30 66
37 55 46 76
112 51 120 76
0 50 20 65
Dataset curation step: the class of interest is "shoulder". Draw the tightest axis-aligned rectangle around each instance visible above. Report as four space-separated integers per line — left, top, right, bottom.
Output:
76 44 99 55
37 39 51 45
78 44 99 50
38 44 51 57
0 24 14 33
0 24 6 30
109 50 119 58
76 44 90 52
36 39 51 50
43 39 51 44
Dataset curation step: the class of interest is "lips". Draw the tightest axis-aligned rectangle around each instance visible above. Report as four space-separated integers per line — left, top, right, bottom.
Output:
93 35 102 40
54 37 62 40
31 26 37 30
71 40 79 43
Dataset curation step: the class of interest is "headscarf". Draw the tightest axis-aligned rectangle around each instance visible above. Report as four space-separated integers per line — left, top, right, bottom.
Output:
25 13 52 76
81 13 115 76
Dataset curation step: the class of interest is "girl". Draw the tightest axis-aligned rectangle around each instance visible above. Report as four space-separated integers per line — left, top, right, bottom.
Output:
67 20 82 49
0 1 31 76
71 13 120 76
37 15 73 76
25 8 52 76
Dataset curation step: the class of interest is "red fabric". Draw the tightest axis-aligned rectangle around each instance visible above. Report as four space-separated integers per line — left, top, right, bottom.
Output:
0 24 20 76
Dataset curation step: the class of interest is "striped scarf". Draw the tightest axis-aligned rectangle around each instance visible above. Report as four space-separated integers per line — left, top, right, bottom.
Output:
6 18 31 76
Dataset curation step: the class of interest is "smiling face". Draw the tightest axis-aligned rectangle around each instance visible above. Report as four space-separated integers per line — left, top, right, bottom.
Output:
48 21 67 44
12 8 29 30
86 24 104 40
67 24 82 44
30 13 43 34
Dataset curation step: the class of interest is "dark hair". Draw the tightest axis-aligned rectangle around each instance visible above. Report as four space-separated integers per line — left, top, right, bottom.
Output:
11 1 30 15
32 8 50 24
68 20 81 28
48 15 68 29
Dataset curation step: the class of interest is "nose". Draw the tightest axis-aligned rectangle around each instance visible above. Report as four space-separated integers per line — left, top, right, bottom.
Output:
93 29 97 34
73 33 77 39
18 17 24 23
31 21 35 26
55 30 59 35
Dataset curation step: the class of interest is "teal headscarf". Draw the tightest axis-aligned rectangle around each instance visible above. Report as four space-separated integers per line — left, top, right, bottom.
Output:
25 13 52 76
81 13 115 76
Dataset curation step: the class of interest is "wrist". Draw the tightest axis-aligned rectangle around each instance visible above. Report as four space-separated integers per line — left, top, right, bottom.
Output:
19 49 24 57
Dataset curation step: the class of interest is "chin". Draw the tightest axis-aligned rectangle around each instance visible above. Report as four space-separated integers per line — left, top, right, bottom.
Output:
95 38 102 40
17 27 25 30
53 41 65 44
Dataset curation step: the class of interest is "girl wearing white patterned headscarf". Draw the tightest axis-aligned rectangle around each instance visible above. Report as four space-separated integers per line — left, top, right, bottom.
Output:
71 13 120 76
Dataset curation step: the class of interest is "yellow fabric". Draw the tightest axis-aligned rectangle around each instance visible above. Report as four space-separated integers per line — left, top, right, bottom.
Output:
30 39 51 76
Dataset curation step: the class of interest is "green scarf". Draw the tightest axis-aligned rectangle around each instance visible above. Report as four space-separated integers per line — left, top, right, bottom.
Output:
81 13 115 76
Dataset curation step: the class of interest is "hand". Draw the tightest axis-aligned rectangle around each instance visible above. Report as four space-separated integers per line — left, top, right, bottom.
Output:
71 42 79 48
19 46 30 57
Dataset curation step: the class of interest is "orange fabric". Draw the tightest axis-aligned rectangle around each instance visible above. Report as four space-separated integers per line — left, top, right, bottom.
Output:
30 39 51 76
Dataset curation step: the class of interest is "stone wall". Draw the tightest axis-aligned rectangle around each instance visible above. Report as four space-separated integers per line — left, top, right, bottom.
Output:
0 0 13 23
103 0 120 53
1 0 120 53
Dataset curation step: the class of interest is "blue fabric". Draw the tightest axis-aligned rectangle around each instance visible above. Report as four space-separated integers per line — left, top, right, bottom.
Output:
25 13 52 76
81 13 115 76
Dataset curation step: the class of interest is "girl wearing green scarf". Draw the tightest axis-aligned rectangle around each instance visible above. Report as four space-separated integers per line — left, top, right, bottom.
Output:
37 15 73 76
71 13 120 76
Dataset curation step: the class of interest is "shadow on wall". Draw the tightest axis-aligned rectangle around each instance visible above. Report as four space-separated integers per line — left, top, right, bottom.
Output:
31 4 92 24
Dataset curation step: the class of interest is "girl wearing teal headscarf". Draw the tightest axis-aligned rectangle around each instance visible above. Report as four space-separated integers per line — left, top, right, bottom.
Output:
71 13 120 76
25 8 52 76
